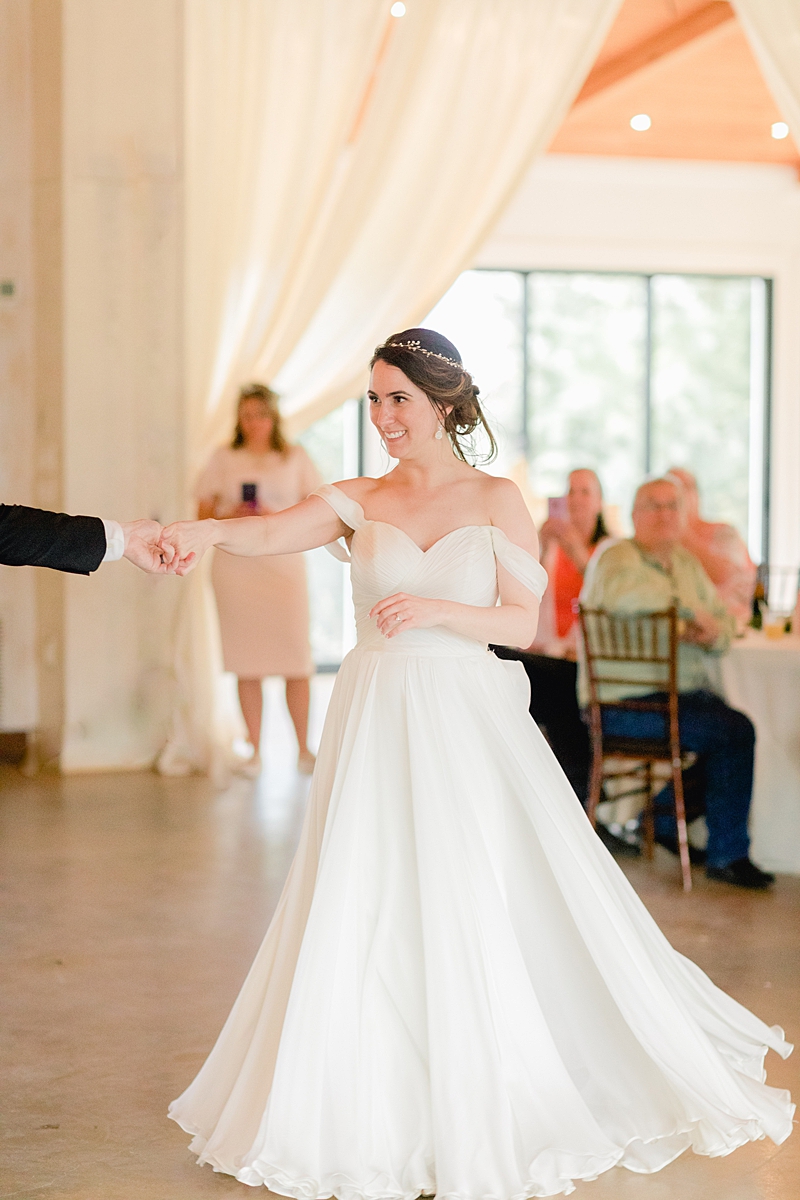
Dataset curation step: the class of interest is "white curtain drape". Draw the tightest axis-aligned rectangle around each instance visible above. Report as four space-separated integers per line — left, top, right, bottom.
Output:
183 0 392 470
159 0 390 777
186 0 624 451
159 0 623 776
269 0 625 433
733 1 800 148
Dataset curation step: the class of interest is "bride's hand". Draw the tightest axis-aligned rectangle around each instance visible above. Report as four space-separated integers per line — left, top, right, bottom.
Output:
159 519 220 576
370 592 448 638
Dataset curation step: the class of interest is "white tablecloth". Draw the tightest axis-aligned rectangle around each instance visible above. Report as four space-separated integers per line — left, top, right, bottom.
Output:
719 631 800 874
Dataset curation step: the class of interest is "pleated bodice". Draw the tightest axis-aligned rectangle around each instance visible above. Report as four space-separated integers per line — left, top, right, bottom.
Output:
315 483 548 658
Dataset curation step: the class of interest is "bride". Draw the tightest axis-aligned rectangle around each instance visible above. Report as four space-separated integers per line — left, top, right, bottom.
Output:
161 328 793 1198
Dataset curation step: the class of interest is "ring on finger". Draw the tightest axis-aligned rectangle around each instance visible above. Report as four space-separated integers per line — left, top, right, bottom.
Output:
395 614 402 623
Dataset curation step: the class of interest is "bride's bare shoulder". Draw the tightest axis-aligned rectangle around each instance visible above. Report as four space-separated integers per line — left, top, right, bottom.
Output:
330 476 387 504
474 472 526 512
477 474 539 553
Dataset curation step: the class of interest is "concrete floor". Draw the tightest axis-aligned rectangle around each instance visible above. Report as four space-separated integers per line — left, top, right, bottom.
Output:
1 678 798 1200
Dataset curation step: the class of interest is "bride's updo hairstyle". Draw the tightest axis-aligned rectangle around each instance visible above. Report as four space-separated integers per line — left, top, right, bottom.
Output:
371 327 497 464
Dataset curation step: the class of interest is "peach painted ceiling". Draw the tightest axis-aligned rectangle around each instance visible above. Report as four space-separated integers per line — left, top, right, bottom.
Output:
549 0 800 167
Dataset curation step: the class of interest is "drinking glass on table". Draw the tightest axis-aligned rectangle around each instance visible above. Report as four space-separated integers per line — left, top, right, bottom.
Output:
764 608 790 640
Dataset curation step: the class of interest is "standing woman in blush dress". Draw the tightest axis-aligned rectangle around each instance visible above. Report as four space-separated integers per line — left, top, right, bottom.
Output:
195 384 322 777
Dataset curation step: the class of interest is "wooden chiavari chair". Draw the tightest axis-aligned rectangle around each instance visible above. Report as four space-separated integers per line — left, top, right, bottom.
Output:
578 605 693 892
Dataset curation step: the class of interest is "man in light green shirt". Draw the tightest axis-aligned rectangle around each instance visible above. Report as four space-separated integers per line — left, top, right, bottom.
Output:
579 477 772 890
578 528 734 708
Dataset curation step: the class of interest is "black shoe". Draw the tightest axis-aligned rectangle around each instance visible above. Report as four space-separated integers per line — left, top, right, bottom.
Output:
654 833 707 866
595 822 641 857
706 858 775 889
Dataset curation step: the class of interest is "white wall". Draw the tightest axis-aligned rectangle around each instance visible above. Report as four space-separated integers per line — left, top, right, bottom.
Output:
478 155 800 567
0 1 37 731
60 0 185 769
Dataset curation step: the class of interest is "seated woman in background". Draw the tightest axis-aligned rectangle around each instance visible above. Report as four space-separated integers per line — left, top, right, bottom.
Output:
534 467 611 657
493 468 617 822
196 384 322 777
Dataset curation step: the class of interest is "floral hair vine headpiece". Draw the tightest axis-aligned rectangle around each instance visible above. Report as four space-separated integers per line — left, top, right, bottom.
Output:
387 339 462 369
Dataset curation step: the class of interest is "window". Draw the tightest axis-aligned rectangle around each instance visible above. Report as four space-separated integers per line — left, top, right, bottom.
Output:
425 269 770 557
526 272 646 526
425 270 525 470
648 274 764 544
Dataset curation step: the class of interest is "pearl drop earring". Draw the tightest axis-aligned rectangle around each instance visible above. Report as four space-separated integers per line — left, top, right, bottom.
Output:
435 425 444 440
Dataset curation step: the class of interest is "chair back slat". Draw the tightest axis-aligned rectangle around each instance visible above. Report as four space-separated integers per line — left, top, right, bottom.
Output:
578 606 677 704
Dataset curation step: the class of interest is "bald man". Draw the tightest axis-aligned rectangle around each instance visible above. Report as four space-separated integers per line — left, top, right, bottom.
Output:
580 476 773 890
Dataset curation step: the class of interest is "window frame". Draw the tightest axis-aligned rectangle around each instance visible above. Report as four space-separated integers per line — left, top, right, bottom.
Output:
471 265 772 562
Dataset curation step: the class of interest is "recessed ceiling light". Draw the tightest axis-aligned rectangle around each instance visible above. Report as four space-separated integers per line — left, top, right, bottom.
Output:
630 114 651 132
771 121 789 140
390 1 406 15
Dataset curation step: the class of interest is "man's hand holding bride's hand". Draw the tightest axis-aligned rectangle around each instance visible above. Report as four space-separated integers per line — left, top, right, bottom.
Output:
120 520 175 573
370 592 448 638
158 519 220 576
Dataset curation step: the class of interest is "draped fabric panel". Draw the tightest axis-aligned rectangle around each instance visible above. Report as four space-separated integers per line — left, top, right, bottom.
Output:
160 0 623 774
159 0 389 776
269 0 625 433
732 0 800 149
184 0 389 472
186 0 623 451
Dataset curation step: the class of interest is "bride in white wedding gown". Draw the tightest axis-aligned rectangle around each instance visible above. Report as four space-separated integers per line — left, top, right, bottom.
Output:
162 329 793 1198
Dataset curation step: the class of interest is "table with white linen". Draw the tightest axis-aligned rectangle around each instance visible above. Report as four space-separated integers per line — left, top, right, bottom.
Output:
718 630 800 874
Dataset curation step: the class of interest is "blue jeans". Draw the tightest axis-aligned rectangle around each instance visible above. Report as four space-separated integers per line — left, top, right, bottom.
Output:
600 690 754 868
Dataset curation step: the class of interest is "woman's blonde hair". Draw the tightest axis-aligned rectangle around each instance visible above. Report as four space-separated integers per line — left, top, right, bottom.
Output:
232 383 288 454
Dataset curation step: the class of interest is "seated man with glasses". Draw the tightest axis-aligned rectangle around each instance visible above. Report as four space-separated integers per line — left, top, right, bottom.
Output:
579 475 774 889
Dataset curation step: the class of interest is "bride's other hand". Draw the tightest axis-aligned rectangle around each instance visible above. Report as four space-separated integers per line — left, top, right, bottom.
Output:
370 592 447 638
159 519 220 576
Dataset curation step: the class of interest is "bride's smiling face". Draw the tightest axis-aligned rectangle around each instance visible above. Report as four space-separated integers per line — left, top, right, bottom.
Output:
368 360 442 458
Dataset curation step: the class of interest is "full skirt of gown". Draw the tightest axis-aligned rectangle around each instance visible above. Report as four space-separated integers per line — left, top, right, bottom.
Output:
169 485 794 1198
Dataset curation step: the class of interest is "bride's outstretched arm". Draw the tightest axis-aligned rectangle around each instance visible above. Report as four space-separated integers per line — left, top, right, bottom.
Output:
159 495 347 575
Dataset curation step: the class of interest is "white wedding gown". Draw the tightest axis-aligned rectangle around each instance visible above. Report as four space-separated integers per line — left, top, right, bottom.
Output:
169 483 794 1198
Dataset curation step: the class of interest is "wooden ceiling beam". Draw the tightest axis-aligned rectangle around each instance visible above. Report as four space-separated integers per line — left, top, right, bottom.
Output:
574 2 736 106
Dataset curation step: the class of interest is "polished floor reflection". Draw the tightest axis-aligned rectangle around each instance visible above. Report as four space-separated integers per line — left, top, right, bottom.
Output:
1 676 797 1200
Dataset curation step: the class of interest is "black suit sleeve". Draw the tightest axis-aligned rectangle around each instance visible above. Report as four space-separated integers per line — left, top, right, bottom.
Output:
0 505 108 574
